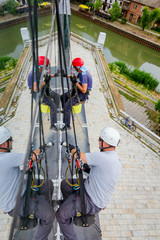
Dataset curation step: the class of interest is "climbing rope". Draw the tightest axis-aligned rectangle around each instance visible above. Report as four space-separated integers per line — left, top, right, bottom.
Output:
9 0 94 238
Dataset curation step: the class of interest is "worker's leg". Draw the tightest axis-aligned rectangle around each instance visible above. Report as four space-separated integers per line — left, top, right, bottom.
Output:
61 179 78 201
34 179 53 202
33 194 55 240
64 97 78 127
56 193 78 240
43 97 57 126
50 91 60 109
60 92 69 109
9 189 55 240
56 179 101 240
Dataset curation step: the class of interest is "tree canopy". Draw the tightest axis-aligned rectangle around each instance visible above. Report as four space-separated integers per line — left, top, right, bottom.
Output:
140 6 150 30
109 1 121 21
149 8 160 29
140 7 160 30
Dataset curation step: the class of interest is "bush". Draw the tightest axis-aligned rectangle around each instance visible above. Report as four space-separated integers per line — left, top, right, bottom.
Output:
110 61 159 91
94 0 102 11
86 2 94 12
108 63 120 73
0 56 18 71
151 26 160 33
83 0 89 5
114 61 130 75
130 69 159 90
121 17 127 24
4 0 18 15
155 99 160 123
0 9 4 16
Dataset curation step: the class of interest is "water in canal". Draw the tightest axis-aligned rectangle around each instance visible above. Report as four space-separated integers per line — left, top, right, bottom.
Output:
0 13 160 90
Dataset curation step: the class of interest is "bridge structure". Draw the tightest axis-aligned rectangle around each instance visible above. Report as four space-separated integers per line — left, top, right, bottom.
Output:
0 34 160 240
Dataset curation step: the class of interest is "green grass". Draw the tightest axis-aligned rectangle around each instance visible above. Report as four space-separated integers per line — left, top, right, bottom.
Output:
0 87 6 93
119 89 145 106
109 61 159 91
114 78 156 104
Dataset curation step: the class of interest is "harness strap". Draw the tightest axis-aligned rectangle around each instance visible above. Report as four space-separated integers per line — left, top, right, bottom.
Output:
21 170 33 229
0 139 11 152
78 168 89 227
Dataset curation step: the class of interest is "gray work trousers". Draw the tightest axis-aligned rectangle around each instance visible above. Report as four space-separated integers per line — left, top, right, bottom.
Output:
8 179 55 240
56 179 101 240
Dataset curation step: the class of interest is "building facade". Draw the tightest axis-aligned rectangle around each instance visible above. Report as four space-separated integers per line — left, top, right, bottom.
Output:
122 0 160 24
102 0 124 12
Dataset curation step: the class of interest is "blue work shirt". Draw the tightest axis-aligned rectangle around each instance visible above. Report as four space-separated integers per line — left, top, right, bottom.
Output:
28 70 41 89
77 71 92 90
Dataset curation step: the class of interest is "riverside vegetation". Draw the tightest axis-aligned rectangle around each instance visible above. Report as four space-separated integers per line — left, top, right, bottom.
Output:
108 61 160 134
0 56 18 93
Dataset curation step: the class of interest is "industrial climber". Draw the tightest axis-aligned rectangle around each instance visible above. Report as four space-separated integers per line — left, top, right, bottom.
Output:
28 56 60 130
0 126 55 240
61 57 92 130
56 127 121 240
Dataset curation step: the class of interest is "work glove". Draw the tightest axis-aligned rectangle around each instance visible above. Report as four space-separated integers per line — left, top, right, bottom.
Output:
54 69 60 77
83 164 90 174
62 69 67 77
68 144 75 151
44 74 51 84
70 76 77 84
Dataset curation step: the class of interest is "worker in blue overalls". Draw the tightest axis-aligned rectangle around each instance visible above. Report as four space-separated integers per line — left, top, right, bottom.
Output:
28 56 60 130
61 58 92 130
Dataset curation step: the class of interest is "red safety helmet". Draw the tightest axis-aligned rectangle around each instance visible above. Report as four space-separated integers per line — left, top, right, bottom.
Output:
72 58 84 67
38 56 49 67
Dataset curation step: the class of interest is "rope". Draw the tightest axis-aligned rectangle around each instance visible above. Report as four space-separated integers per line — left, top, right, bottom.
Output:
55 0 79 150
9 1 57 238
65 161 79 187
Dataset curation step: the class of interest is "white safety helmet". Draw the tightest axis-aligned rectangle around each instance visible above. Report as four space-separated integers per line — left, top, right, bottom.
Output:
100 127 120 147
0 126 11 145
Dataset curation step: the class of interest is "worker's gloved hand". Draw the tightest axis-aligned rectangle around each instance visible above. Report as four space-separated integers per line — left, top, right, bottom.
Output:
62 69 67 77
70 76 77 84
54 69 60 77
44 74 51 83
83 164 90 174
68 144 75 151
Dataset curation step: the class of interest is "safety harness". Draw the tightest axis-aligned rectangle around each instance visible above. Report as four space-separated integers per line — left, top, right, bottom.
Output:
20 150 45 230
64 145 95 227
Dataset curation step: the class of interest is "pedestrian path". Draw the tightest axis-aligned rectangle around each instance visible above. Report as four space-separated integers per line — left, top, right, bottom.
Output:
0 40 160 240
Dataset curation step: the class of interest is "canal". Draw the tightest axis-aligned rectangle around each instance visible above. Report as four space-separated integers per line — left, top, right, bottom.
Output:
0 13 160 90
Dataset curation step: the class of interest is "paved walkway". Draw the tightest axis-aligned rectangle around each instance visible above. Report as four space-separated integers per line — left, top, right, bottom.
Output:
0 40 160 240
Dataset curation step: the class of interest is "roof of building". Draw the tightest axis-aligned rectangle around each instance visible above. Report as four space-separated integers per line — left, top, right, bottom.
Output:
132 0 160 8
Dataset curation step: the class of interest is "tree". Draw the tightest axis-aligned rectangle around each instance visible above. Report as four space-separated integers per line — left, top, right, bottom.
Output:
109 1 121 21
149 8 160 29
4 0 18 15
140 6 150 30
94 0 102 11
155 99 160 123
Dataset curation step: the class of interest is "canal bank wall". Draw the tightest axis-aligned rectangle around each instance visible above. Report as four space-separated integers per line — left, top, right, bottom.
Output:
0 6 51 29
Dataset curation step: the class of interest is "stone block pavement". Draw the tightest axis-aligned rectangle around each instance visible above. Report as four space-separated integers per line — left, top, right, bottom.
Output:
0 40 160 240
